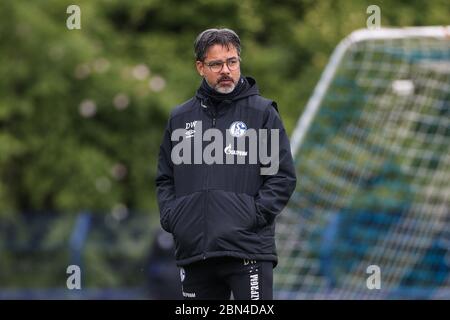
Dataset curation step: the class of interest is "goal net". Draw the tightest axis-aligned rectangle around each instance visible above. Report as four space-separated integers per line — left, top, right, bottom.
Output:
275 27 450 299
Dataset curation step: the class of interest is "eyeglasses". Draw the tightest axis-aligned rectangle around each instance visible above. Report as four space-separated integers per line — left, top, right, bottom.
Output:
204 57 240 73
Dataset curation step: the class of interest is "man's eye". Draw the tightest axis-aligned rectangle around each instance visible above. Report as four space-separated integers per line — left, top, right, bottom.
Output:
228 60 238 66
210 62 222 67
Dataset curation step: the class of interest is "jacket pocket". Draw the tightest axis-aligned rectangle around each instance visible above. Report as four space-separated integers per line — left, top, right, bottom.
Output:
161 196 184 233
210 191 256 232
170 192 204 260
252 196 268 229
206 190 264 253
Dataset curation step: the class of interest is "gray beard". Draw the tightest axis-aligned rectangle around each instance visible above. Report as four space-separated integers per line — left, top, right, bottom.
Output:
205 79 236 94
215 83 236 94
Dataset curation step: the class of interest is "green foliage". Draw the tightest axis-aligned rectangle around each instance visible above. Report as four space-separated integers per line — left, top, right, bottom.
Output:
1 0 448 215
0 0 448 289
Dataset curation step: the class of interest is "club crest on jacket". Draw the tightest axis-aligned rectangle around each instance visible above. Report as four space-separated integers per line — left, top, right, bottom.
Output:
229 121 247 137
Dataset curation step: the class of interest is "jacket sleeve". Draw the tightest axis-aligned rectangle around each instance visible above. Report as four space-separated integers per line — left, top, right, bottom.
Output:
254 102 297 226
155 119 176 232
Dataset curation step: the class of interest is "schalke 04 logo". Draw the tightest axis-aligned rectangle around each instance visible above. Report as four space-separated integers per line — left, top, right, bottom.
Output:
229 121 247 138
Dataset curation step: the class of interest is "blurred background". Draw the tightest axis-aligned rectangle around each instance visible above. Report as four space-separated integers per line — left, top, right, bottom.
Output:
0 0 448 299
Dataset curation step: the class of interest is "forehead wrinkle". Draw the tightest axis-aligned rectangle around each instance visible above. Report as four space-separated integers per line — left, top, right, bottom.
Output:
205 44 238 62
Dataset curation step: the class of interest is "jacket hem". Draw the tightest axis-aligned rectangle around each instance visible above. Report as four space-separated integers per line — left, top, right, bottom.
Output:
175 251 277 267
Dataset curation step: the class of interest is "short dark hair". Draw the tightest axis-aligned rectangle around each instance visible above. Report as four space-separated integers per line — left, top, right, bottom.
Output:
194 28 241 61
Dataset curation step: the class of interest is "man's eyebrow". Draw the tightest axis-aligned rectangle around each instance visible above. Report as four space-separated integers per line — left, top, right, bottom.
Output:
207 57 238 63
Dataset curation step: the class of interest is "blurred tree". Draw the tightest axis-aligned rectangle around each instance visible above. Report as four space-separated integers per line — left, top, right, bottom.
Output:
0 0 448 289
1 0 449 216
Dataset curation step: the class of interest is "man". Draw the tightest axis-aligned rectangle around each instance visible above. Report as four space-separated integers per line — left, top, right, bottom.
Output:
155 28 296 300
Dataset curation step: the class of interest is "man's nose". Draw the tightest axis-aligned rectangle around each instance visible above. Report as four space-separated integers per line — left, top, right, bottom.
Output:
220 63 231 74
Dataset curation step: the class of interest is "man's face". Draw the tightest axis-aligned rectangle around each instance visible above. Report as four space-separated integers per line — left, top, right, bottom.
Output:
196 44 241 94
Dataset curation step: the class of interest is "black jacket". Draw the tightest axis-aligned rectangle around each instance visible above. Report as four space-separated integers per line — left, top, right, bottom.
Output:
155 77 297 266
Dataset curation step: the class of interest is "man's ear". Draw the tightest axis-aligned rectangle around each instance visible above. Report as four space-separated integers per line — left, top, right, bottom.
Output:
196 61 204 77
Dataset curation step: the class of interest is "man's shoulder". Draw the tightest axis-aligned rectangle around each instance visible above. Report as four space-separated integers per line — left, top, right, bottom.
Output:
169 97 197 119
247 95 279 114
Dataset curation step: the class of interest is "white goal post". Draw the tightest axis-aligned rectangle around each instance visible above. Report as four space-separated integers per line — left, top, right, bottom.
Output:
277 26 450 299
290 26 450 156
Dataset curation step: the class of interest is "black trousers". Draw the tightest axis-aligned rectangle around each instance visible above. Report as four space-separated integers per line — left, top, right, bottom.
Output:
179 257 273 300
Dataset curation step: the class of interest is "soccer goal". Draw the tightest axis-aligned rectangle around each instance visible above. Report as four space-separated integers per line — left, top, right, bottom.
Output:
275 26 450 299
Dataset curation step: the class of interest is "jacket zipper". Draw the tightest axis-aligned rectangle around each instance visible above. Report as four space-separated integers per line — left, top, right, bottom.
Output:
203 108 216 260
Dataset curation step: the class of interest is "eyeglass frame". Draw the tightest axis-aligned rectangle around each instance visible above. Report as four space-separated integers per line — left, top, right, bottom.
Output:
203 57 241 73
